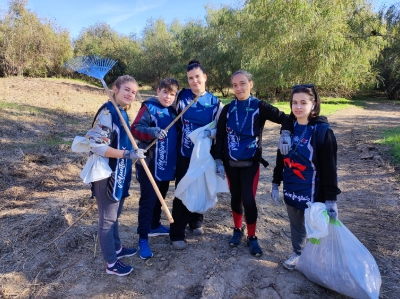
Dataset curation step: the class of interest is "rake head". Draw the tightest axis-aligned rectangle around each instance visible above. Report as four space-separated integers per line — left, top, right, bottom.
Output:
63 56 117 80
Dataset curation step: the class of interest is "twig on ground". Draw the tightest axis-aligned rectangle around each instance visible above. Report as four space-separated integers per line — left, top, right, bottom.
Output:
94 234 98 258
269 283 284 299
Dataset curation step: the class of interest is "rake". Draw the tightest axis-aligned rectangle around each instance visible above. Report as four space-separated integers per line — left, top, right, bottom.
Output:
64 56 173 223
132 91 205 164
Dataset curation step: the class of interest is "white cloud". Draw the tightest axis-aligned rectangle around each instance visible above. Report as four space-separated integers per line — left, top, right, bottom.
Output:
85 0 167 26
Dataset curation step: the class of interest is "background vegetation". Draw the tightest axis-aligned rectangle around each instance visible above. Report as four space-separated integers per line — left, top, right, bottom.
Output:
1 0 400 99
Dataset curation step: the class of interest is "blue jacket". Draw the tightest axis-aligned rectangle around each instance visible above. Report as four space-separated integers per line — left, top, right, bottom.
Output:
272 116 341 210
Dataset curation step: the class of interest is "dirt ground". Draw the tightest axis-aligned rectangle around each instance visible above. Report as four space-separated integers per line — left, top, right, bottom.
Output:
0 77 399 299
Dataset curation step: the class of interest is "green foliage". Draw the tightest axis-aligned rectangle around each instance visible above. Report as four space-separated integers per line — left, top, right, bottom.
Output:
0 0 73 77
374 4 400 99
73 22 141 84
177 7 242 96
132 19 181 89
236 0 383 99
0 0 393 101
377 127 400 163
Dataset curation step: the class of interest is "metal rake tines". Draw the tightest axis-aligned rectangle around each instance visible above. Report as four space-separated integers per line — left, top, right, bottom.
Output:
63 56 117 80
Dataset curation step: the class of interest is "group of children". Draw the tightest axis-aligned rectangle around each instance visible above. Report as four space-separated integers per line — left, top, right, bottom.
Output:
84 61 340 276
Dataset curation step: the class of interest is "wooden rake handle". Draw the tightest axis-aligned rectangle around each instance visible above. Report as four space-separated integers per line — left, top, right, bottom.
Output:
133 92 204 163
101 79 173 223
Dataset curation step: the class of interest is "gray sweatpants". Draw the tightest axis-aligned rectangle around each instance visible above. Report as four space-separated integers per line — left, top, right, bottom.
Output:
286 204 307 255
93 178 125 264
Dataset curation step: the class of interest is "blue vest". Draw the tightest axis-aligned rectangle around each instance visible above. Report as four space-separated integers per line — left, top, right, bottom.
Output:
144 101 178 181
226 96 260 160
103 101 133 201
178 89 220 157
282 123 317 210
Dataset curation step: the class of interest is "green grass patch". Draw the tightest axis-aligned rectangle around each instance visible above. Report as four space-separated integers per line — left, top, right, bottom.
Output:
0 100 45 115
0 101 15 110
220 97 364 116
376 127 400 163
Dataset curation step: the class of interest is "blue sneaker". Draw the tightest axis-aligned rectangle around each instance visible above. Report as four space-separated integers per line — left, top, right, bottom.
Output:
229 228 244 247
247 236 263 257
148 224 170 237
138 238 153 260
116 246 137 259
106 259 133 276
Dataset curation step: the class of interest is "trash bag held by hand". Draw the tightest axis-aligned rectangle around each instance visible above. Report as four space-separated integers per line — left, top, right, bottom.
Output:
174 121 229 213
304 202 329 240
296 219 381 299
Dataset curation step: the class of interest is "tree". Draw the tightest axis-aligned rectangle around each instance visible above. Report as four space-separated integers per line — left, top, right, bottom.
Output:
374 4 400 99
73 23 142 84
0 0 73 77
135 18 182 89
236 0 383 98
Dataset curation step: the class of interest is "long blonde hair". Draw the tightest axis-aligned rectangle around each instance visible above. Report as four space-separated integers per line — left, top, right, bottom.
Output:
112 75 140 111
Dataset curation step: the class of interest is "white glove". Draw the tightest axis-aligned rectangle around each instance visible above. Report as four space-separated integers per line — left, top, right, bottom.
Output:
325 200 338 220
215 159 225 180
279 130 291 155
124 149 146 159
270 183 281 205
155 128 167 139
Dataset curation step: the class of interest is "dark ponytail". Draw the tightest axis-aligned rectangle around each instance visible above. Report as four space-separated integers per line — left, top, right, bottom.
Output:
187 59 206 73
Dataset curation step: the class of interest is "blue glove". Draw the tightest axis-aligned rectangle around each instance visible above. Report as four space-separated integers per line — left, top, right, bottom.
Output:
325 200 338 220
215 159 225 180
270 183 281 205
202 129 212 139
279 130 291 155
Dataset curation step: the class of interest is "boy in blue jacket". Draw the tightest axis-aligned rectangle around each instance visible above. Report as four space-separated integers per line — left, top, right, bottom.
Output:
131 78 179 259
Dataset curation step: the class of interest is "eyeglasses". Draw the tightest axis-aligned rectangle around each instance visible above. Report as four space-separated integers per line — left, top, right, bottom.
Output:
293 84 314 90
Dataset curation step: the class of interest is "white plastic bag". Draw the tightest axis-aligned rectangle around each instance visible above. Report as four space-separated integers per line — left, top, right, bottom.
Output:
175 122 229 213
304 202 329 240
71 136 112 183
296 220 381 299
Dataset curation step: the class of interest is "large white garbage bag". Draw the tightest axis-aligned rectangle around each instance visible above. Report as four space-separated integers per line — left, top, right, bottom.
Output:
297 219 381 299
71 136 112 184
175 122 229 213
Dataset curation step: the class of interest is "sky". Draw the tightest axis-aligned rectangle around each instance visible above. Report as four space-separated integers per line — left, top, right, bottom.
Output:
0 0 240 39
0 0 398 39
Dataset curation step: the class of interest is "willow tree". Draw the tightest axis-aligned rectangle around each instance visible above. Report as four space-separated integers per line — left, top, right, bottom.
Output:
0 0 72 77
235 0 383 98
375 4 400 99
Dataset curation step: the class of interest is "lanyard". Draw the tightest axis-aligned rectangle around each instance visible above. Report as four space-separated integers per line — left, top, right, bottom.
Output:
234 96 252 140
288 123 308 168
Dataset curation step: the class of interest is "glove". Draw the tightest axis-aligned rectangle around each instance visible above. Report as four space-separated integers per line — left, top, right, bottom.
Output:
155 128 167 139
270 183 281 205
215 159 225 180
325 200 338 220
279 130 291 155
202 129 212 139
124 149 146 159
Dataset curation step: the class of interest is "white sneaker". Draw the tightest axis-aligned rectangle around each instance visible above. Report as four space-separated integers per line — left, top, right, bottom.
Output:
283 252 300 270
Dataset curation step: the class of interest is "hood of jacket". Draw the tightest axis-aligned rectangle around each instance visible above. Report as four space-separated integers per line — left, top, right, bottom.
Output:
308 115 329 126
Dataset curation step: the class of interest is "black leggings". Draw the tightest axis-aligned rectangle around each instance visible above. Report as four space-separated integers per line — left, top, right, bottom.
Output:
225 161 260 225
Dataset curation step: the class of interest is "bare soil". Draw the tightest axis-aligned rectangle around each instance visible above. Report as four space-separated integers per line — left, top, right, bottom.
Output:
0 77 399 299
